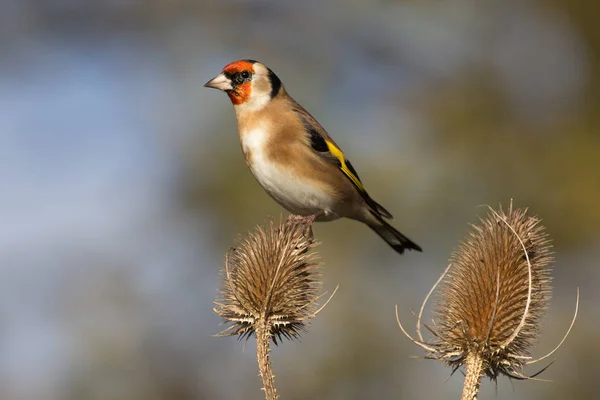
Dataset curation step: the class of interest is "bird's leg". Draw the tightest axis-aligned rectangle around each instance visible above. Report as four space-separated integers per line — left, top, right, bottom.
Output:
287 214 319 225
287 213 321 241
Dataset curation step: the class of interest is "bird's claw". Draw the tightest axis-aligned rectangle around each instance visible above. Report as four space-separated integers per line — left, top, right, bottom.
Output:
287 214 319 241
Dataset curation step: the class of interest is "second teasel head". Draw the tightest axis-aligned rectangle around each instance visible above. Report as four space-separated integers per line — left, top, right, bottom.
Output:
433 204 553 379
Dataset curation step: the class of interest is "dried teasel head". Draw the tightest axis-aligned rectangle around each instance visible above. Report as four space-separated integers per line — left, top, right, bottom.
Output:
432 204 553 379
214 218 328 344
398 202 580 391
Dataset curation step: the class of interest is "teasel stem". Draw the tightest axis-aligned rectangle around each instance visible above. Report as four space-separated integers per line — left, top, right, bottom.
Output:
256 318 278 400
462 353 484 400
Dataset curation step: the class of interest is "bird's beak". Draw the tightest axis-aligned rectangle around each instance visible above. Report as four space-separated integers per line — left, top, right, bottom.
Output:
204 73 233 91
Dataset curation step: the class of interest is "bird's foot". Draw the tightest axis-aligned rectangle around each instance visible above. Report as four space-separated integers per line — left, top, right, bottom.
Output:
287 214 319 242
287 214 318 226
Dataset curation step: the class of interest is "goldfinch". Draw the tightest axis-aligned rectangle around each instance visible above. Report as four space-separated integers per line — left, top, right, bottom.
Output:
205 59 422 254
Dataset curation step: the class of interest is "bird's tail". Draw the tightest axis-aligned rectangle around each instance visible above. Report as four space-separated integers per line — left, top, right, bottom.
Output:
366 213 422 254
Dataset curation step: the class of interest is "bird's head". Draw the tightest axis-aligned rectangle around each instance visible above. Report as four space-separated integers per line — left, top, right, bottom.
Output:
204 59 282 111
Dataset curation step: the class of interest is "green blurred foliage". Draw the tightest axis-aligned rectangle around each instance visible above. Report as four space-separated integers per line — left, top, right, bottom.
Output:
418 72 600 245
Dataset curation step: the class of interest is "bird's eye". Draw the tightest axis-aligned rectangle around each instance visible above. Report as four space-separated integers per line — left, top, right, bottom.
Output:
235 71 251 84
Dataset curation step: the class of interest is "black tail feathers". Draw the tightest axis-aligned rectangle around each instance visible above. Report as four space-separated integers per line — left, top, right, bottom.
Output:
368 216 422 255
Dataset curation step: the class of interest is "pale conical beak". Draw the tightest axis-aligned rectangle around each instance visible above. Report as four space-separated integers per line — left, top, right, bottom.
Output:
204 73 233 91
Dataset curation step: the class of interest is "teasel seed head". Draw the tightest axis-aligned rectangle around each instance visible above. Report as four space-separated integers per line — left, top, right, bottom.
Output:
397 202 578 399
215 217 337 400
214 217 325 343
433 203 553 379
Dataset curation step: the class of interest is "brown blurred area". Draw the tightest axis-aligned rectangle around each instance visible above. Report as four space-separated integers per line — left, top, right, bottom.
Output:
1 1 598 399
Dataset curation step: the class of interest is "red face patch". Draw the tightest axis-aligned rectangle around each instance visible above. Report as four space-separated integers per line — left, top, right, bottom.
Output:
222 60 256 105
226 84 250 105
222 60 256 75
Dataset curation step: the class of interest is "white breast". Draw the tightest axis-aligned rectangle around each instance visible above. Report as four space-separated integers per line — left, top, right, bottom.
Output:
241 125 336 217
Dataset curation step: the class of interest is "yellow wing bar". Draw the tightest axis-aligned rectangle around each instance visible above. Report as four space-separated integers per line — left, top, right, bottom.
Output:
325 139 365 192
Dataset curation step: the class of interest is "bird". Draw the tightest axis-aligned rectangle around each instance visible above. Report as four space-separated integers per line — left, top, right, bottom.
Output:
204 59 422 254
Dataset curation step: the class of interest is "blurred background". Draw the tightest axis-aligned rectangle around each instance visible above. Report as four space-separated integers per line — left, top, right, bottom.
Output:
1 0 598 399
